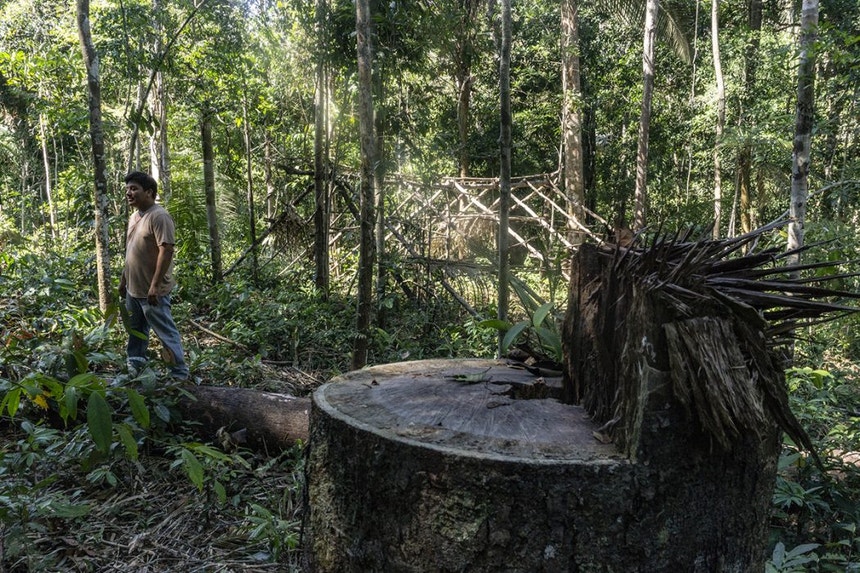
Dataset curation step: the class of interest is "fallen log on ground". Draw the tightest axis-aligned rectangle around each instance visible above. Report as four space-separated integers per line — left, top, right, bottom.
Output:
179 385 310 453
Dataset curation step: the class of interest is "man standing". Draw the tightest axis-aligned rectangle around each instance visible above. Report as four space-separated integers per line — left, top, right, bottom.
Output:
119 171 189 380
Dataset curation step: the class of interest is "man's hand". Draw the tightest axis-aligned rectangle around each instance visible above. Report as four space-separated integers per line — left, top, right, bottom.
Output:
119 278 127 298
147 285 159 306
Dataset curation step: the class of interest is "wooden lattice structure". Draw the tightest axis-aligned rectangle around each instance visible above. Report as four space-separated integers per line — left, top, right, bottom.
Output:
289 170 605 315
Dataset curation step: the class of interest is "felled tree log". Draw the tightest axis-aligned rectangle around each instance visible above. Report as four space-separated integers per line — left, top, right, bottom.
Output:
179 385 309 452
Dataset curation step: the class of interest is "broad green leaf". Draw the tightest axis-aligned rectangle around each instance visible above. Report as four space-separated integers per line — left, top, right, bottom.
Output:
39 377 64 398
63 386 79 422
778 452 802 470
86 391 113 454
1 387 22 417
103 303 120 329
448 368 491 384
117 300 146 341
770 542 786 566
116 423 138 460
213 480 227 505
68 372 98 391
187 443 234 463
810 369 831 389
536 327 563 361
154 403 171 423
532 302 554 327
501 321 530 353
478 319 513 331
785 543 820 558
68 349 89 376
124 388 150 428
181 449 205 491
46 501 91 518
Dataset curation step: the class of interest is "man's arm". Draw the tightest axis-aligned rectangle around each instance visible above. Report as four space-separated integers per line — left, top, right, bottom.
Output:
147 243 175 305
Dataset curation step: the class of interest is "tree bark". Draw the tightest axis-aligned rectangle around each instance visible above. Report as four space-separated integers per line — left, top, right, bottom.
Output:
150 0 171 201
304 358 778 572
76 0 112 314
787 0 819 270
374 66 387 329
737 0 762 237
38 113 57 239
561 0 585 245
201 114 222 283
179 385 309 452
264 133 275 220
352 0 376 369
242 95 259 283
125 0 208 173
496 0 512 356
634 0 659 231
453 0 480 178
711 0 725 239
313 0 331 295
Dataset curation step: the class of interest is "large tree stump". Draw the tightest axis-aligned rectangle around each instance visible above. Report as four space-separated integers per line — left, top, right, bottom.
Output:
304 358 625 572
304 356 779 572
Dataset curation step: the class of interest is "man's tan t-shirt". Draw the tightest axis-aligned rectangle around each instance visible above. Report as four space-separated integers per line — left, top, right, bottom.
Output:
124 204 176 298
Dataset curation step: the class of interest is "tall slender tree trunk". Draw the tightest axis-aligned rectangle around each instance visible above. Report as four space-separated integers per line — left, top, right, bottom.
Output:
684 1 700 203
497 0 512 356
124 0 207 174
17 129 28 234
454 0 479 178
314 29 330 297
374 60 388 329
561 0 585 245
711 0 725 238
127 83 145 173
456 69 471 178
151 69 171 199
242 95 259 283
201 114 222 283
150 0 170 200
738 0 762 236
313 0 331 295
38 113 57 239
264 134 275 219
787 0 819 269
76 0 112 313
634 0 659 231
352 0 377 369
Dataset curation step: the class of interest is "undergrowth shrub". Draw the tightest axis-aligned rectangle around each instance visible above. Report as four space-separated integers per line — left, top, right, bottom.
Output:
767 365 860 571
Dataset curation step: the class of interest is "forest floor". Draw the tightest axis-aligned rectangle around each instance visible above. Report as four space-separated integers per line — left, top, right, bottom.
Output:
1 357 322 573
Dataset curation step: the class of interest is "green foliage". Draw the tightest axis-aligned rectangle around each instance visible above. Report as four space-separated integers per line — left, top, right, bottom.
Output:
0 244 310 567
242 502 301 561
479 276 563 363
767 366 860 571
767 542 822 572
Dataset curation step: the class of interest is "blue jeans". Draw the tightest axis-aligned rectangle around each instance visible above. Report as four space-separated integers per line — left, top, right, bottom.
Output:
125 293 189 379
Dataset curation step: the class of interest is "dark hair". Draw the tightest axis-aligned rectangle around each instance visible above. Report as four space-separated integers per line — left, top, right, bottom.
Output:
124 171 158 198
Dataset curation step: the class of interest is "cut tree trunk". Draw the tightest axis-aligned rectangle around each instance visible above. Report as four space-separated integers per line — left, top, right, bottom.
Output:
303 356 779 572
179 386 309 452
